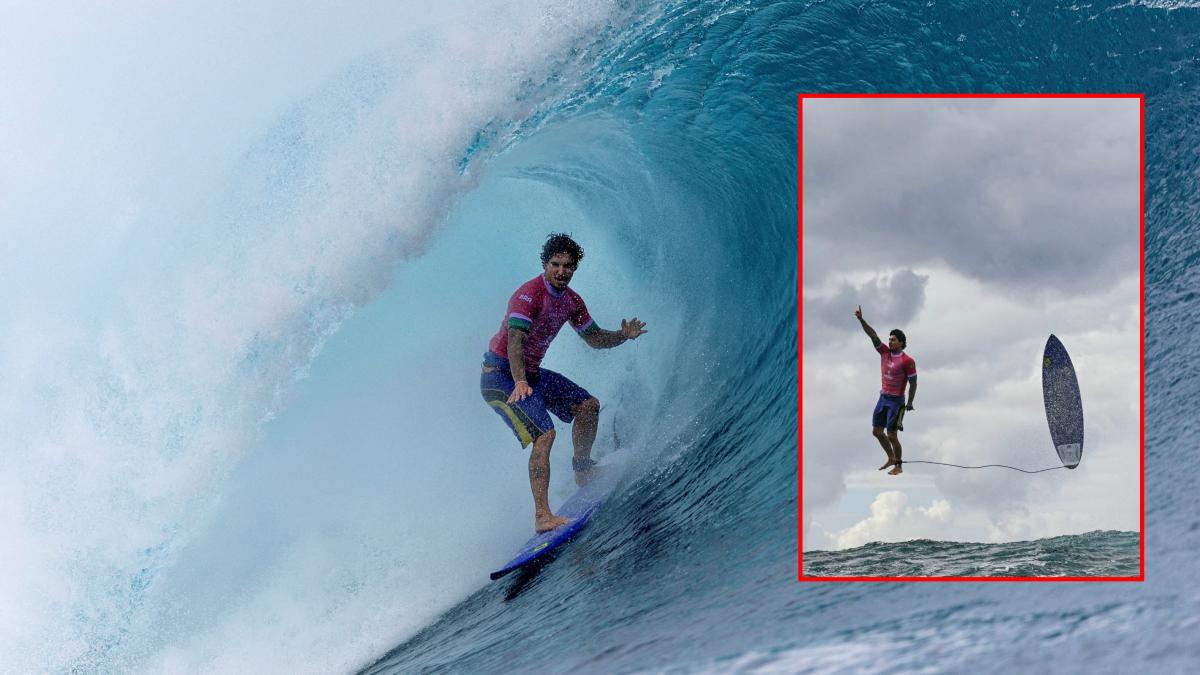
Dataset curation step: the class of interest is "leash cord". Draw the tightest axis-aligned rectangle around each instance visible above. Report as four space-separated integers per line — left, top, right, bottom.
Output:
901 460 1065 474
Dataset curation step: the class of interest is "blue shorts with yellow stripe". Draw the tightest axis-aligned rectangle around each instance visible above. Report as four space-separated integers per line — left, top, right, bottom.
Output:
480 351 593 448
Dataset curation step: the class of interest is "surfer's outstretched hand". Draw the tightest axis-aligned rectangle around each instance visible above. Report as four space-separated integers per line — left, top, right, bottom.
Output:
621 317 648 340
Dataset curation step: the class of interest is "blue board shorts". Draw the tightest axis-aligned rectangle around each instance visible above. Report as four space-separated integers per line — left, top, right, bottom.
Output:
480 351 593 448
872 393 906 431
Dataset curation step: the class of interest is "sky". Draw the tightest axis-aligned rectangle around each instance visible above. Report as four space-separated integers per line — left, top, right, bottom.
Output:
801 97 1141 551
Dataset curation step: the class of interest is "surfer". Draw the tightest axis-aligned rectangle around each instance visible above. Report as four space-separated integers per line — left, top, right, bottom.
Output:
855 305 916 476
481 233 647 533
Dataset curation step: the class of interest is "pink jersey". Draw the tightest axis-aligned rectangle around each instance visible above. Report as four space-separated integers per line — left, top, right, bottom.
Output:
877 343 917 397
488 275 596 373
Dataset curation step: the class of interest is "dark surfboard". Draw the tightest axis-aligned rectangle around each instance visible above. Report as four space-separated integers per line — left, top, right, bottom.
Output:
1042 334 1084 469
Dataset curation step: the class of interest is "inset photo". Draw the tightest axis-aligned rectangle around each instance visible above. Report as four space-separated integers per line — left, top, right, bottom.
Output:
799 95 1143 581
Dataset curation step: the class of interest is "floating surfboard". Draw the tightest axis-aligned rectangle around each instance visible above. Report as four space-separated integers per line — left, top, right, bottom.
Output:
489 467 620 581
1042 334 1084 469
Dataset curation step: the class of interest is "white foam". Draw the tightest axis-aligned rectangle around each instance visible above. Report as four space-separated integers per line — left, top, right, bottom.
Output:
0 1 625 672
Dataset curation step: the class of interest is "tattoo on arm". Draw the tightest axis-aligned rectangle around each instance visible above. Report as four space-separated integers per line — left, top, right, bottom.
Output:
584 328 627 349
859 317 881 347
507 328 528 381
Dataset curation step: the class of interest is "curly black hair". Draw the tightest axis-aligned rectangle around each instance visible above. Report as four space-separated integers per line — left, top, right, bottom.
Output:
540 233 585 265
889 329 907 349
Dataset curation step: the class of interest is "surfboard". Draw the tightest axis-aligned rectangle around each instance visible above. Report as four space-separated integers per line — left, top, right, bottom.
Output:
1042 334 1083 469
489 467 620 581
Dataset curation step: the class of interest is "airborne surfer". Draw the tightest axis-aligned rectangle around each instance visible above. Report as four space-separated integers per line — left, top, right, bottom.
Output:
481 233 648 533
855 305 917 476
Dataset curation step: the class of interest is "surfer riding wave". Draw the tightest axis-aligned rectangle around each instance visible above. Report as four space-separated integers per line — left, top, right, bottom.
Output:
481 233 647 533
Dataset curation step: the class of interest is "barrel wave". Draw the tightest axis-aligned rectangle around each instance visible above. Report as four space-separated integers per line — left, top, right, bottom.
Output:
3 1 1196 673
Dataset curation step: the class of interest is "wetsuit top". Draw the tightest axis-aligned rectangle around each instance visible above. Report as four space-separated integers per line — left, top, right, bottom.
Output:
488 275 597 373
877 343 917 397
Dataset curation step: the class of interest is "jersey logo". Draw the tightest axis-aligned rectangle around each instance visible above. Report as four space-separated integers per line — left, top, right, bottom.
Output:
519 294 533 303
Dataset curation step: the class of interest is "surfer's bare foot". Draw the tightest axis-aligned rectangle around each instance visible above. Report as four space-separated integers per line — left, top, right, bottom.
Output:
574 464 603 487
535 513 570 533
888 465 903 476
879 459 898 471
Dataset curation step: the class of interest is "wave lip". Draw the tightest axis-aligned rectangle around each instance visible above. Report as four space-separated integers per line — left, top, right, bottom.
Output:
0 2 630 674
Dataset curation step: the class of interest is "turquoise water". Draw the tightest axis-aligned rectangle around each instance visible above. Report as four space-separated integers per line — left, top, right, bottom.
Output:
4 1 1196 673
366 1 1194 672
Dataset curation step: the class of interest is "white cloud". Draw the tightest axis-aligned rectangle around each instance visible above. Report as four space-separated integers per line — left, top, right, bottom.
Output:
833 492 955 549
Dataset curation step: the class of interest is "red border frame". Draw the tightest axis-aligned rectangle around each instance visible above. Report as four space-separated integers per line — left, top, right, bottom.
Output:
797 93 1145 583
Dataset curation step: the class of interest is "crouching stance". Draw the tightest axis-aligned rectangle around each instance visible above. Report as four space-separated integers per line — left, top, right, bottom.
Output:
481 234 647 532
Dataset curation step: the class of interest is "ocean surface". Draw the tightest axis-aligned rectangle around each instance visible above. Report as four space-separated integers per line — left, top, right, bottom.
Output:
803 531 1141 578
3 0 1197 673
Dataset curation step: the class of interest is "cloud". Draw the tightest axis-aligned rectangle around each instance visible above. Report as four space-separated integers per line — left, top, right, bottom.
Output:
833 491 954 549
802 97 1140 297
804 269 928 348
803 267 1140 545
